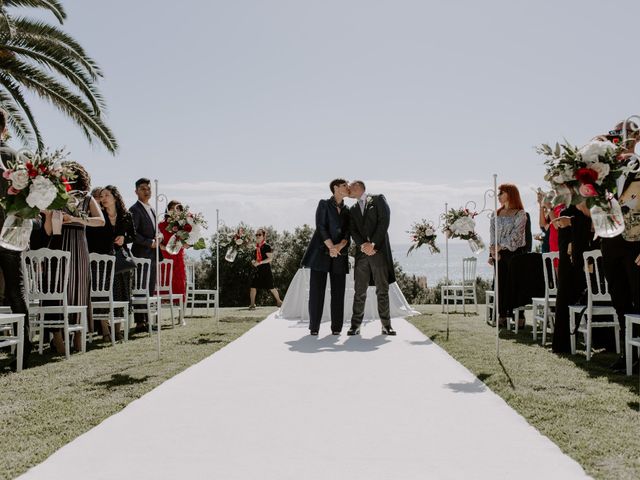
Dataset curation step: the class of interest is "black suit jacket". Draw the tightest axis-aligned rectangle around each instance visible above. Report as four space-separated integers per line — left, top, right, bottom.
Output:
301 197 350 274
349 194 396 283
129 201 157 260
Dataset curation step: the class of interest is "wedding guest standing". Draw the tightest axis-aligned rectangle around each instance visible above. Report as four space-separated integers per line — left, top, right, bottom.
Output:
301 179 350 335
600 121 640 372
0 109 32 368
489 183 527 327
44 161 105 353
129 178 161 332
89 185 136 341
249 229 283 309
86 186 103 253
347 180 397 336
159 201 187 306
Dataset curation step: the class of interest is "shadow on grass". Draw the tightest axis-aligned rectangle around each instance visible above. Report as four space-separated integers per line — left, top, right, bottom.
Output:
628 401 639 411
93 373 151 390
180 336 227 346
498 358 516 389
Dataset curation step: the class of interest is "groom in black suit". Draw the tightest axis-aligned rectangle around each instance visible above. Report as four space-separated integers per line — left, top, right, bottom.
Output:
347 180 396 336
129 178 161 331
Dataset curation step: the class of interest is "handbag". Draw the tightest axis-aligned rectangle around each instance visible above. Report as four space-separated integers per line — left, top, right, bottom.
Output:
115 247 136 273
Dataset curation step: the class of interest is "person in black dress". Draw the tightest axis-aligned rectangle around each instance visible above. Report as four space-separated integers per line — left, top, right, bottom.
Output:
551 203 597 353
249 229 283 309
87 185 136 340
301 178 350 335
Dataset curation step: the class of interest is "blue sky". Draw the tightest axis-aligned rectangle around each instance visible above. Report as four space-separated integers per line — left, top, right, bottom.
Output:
19 0 640 242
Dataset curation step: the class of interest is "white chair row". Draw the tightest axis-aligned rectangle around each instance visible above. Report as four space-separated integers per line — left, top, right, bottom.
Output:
0 313 25 372
185 261 218 318
441 257 478 315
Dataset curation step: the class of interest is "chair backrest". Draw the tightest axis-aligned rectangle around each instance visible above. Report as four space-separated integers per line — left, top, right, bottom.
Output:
131 257 151 296
582 249 611 304
21 248 71 304
462 257 477 285
186 261 195 289
541 251 559 296
89 253 115 301
157 259 174 294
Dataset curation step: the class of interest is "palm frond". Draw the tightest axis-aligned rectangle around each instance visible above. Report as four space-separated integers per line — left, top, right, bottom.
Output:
0 87 37 146
2 0 66 24
0 73 43 149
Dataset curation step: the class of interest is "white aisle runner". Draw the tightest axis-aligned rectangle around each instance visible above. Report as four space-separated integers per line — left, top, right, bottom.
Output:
20 314 588 480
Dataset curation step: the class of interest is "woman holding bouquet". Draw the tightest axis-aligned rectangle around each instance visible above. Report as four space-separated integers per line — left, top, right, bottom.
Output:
489 183 527 327
159 201 187 304
44 161 105 353
249 229 283 309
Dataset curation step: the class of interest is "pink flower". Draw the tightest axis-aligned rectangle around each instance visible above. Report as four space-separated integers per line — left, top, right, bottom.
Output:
172 226 179 232
579 184 598 197
2 170 12 180
7 186 20 195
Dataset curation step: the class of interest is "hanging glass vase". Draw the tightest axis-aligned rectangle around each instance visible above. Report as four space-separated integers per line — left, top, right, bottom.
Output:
165 234 183 255
225 247 238 262
0 213 33 251
590 199 625 238
468 235 485 255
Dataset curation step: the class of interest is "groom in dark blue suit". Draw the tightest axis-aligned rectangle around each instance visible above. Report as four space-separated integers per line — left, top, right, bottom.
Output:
301 179 351 335
129 178 161 331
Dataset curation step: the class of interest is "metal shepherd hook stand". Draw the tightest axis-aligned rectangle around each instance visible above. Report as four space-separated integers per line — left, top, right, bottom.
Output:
154 180 168 360
215 208 220 327
444 202 450 340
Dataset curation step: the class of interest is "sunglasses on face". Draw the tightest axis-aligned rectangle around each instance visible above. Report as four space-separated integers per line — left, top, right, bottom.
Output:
256 233 263 237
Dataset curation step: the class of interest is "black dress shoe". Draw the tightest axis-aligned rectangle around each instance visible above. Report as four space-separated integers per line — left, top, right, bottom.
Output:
381 325 397 336
346 326 360 336
309 330 319 336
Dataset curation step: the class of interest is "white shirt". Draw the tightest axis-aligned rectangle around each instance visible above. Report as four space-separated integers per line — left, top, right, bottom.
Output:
358 193 367 214
138 200 156 227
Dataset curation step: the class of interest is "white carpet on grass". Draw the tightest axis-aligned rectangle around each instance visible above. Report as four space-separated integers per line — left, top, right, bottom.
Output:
20 313 589 480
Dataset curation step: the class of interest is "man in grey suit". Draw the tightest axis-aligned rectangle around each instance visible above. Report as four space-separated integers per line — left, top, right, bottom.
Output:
347 180 396 336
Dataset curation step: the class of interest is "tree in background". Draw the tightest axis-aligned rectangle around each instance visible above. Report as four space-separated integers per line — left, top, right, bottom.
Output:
0 0 117 152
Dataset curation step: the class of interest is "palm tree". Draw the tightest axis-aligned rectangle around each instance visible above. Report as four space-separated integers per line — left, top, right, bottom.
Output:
0 0 117 152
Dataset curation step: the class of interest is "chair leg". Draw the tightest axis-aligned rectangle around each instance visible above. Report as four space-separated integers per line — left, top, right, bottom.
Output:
110 310 116 346
626 318 632 376
124 309 129 342
585 314 592 361
569 312 577 355
16 316 24 373
614 315 620 355
541 308 547 345
38 317 45 355
179 298 184 326
63 321 70 360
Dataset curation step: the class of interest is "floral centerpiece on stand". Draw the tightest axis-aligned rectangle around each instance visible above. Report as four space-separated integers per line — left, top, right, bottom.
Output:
441 207 485 254
0 148 74 250
407 220 440 254
222 227 249 262
537 139 628 237
164 207 207 254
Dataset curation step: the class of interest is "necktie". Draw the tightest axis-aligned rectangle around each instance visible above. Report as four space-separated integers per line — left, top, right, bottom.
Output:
359 199 365 214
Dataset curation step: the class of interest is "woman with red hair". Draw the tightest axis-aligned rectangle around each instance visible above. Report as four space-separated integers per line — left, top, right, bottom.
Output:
489 183 528 327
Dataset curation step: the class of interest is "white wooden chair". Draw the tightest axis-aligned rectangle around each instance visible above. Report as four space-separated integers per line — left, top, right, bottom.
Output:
185 261 218 318
155 259 184 327
569 249 620 360
0 313 24 372
625 314 640 376
531 252 558 343
441 257 478 315
22 249 87 359
0 306 12 338
485 290 495 325
89 253 130 345
130 257 159 335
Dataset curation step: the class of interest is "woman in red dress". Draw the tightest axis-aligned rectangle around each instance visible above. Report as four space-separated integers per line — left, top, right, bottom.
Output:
159 200 187 303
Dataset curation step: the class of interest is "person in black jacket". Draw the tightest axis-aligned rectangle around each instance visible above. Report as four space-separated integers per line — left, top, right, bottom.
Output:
346 180 397 336
301 178 350 335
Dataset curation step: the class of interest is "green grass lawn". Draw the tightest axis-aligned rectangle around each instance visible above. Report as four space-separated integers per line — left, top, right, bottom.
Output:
0 306 275 480
408 305 640 480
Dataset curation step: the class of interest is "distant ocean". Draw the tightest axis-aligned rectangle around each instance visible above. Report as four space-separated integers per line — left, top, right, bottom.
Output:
392 242 493 285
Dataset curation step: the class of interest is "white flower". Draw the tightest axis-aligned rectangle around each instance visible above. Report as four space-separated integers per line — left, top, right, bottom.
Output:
552 184 573 206
188 225 203 245
26 175 58 210
9 169 29 190
579 140 616 164
590 162 610 184
451 216 475 236
424 227 435 236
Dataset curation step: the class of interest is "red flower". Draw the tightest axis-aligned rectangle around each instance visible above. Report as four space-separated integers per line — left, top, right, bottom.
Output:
64 181 71 192
575 168 598 184
184 224 193 232
579 184 598 197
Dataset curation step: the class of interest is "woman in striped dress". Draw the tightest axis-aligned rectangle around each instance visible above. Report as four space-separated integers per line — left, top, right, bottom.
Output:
45 161 105 354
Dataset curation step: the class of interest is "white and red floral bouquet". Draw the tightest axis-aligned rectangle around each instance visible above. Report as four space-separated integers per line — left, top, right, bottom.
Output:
165 207 207 254
407 220 440 254
222 227 249 262
441 207 485 254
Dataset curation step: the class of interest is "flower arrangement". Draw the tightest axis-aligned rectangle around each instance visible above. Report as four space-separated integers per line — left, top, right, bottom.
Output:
164 207 207 254
537 140 625 208
407 220 440 254
441 207 480 241
1 149 73 218
0 149 75 250
223 227 250 262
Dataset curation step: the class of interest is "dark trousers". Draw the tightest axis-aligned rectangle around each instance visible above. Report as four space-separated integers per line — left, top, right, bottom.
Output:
601 236 640 346
0 248 31 360
351 252 390 328
308 269 346 333
493 249 522 318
